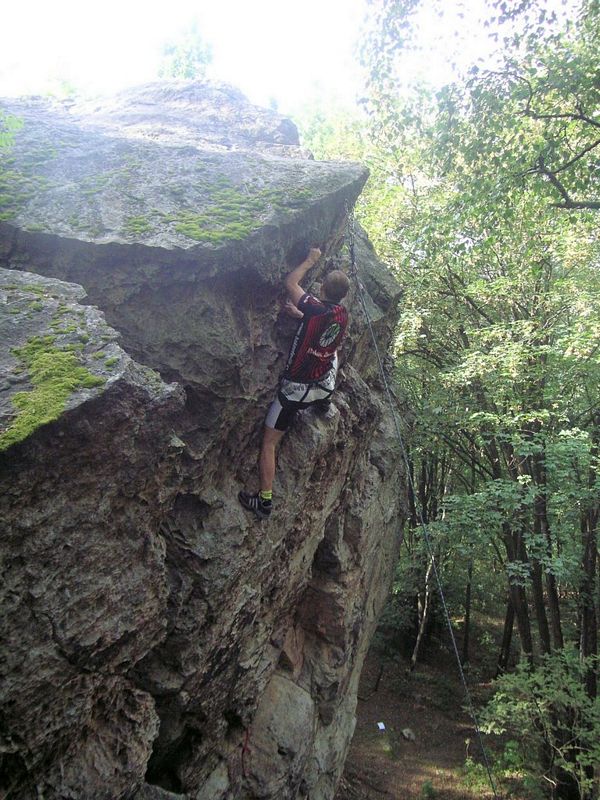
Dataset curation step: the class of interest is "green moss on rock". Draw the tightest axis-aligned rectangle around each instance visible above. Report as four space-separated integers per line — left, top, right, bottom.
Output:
20 284 46 296
0 133 59 222
169 184 315 244
52 324 78 334
0 335 105 452
123 215 152 235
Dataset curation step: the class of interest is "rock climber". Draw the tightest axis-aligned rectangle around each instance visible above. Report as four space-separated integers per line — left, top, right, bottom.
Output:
238 246 350 520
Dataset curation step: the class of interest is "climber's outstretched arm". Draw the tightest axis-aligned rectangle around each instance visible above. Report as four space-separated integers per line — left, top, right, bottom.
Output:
284 247 321 306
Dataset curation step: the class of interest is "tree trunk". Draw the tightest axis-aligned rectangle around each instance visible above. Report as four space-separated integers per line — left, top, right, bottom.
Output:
545 569 564 651
503 524 534 662
531 557 552 655
411 556 434 670
580 507 598 697
462 560 473 665
532 447 564 650
508 582 534 663
496 595 515 676
408 454 417 537
578 421 599 800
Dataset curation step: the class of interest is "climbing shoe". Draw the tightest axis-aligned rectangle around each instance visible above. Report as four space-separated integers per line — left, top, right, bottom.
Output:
238 491 272 520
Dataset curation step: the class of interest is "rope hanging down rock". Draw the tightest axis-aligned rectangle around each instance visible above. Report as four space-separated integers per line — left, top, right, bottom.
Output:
345 203 501 800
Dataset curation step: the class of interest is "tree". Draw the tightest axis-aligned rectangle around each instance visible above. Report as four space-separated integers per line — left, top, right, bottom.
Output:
352 1 600 796
483 648 600 799
158 21 213 80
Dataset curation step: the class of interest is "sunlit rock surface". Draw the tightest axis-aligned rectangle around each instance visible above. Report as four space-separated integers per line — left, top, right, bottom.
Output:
0 81 405 799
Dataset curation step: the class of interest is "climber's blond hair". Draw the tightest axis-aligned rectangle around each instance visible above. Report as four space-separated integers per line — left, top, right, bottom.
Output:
322 270 350 303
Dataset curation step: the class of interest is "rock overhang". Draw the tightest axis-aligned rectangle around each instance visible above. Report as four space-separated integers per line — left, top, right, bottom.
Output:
0 90 367 259
0 85 374 396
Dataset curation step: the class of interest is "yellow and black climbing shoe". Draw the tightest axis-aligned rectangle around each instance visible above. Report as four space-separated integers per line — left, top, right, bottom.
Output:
238 491 272 520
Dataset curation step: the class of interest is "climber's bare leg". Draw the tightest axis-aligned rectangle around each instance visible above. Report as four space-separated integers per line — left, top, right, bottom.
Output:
259 426 285 493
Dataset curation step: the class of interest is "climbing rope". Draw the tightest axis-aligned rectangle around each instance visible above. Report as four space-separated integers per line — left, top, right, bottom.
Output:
345 203 501 800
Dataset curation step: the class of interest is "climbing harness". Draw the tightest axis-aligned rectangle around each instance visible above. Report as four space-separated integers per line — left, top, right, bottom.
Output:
345 203 501 800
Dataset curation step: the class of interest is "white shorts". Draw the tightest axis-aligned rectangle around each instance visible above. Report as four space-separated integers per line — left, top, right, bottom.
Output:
265 361 337 432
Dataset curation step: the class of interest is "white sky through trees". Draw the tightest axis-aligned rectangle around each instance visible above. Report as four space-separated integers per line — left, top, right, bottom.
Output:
0 1 575 113
1 0 366 111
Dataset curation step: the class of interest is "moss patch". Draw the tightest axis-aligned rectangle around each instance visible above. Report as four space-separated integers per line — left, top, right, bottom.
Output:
167 184 314 244
52 325 78 334
0 335 105 452
0 143 56 222
123 215 152 235
0 111 23 149
20 284 46 296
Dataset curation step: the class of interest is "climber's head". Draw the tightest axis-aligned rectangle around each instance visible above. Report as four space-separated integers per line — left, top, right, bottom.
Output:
321 270 350 303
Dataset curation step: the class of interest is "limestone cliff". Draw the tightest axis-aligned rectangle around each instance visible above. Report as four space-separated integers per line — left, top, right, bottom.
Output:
0 82 405 800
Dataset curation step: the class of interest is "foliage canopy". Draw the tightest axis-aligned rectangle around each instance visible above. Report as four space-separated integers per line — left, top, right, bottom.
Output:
300 1 600 796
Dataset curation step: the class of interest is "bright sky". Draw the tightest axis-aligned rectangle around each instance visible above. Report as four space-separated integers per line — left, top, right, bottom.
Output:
0 1 575 114
1 0 368 112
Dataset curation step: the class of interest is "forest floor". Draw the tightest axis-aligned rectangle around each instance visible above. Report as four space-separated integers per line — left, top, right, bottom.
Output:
335 640 529 800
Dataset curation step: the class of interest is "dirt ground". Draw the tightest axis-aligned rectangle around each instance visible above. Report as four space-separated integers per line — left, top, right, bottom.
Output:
335 648 501 800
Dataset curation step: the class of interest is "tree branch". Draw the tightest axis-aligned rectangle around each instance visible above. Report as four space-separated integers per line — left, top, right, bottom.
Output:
536 157 600 210
551 200 600 210
537 157 571 203
553 137 600 175
523 108 600 131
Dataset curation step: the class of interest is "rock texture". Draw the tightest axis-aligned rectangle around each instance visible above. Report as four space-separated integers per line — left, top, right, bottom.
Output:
0 269 185 798
0 82 405 799
69 81 308 157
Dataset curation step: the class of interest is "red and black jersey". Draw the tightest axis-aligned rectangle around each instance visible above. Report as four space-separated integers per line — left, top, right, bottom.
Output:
283 293 348 383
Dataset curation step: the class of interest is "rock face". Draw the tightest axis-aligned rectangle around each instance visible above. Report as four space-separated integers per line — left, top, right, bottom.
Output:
69 81 307 157
0 82 405 799
0 269 186 798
